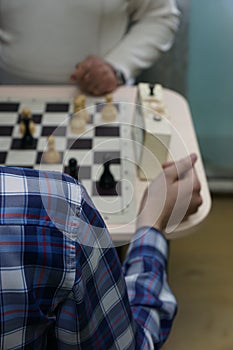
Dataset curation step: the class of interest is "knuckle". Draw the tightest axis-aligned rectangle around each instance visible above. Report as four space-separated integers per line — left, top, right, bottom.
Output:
193 180 201 193
197 195 203 207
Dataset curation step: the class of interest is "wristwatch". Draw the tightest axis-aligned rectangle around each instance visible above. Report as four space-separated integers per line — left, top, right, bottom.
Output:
113 68 126 86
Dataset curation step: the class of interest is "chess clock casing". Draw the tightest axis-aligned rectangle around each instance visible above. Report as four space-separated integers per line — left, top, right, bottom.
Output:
133 83 172 180
133 104 144 167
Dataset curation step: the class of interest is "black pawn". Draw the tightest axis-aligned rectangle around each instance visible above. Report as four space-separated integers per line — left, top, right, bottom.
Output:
149 83 155 96
68 158 79 181
21 118 35 149
99 160 115 190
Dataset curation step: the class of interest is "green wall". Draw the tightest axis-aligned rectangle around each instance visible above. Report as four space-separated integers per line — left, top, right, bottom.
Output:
187 0 233 177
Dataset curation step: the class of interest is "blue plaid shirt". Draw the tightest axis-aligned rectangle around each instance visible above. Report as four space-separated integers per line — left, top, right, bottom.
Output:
0 166 177 349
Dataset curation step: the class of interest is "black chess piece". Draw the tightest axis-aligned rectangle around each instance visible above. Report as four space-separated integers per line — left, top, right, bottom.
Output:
21 118 35 149
99 160 116 190
68 158 79 181
149 83 155 96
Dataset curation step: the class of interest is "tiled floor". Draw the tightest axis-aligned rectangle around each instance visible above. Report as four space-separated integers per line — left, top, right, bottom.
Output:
163 195 233 350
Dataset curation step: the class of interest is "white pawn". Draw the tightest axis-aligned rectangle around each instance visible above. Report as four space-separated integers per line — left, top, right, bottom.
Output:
43 135 61 164
74 95 90 122
70 111 86 134
101 94 117 122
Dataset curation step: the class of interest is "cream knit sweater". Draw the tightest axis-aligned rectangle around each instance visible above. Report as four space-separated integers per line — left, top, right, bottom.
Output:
0 0 179 83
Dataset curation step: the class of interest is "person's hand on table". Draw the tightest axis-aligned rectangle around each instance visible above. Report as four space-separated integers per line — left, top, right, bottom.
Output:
137 153 203 233
70 55 119 96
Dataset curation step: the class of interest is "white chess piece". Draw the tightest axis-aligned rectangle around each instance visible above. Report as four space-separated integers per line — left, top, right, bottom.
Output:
101 94 117 122
74 95 90 122
43 135 61 164
70 111 87 134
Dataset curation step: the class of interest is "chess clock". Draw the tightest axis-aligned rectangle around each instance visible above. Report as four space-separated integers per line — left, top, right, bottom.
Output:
133 83 172 180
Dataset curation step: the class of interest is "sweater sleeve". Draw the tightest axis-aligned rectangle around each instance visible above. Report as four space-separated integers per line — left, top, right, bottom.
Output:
105 0 180 79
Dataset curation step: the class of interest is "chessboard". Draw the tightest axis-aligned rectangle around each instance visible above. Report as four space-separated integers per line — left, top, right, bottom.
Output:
0 95 137 225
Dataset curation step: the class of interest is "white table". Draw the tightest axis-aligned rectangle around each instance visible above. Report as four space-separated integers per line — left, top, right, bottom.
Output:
0 85 211 242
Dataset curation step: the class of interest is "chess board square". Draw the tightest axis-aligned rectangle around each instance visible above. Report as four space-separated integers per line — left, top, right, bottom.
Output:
11 138 37 150
0 114 18 125
0 152 7 164
93 137 120 150
41 126 66 137
0 102 19 112
95 126 120 137
6 150 36 166
43 113 69 125
0 138 11 151
67 138 92 150
78 166 91 179
33 114 43 123
0 126 14 136
46 103 69 113
94 151 121 164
